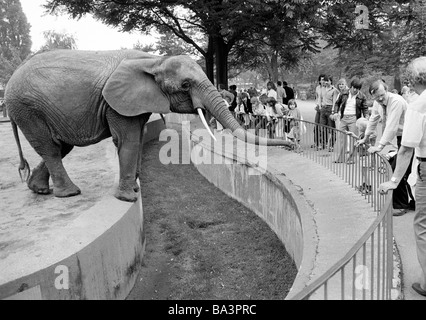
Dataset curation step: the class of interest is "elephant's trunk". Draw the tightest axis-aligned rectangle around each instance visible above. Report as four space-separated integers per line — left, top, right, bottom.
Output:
193 80 292 147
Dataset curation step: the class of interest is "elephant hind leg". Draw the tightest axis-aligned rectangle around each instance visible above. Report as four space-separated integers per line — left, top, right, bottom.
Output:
16 113 80 198
28 143 74 195
28 160 50 194
44 142 80 198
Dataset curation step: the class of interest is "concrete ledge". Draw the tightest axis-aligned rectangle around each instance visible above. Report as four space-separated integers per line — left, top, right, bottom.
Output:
1 193 144 300
0 117 165 300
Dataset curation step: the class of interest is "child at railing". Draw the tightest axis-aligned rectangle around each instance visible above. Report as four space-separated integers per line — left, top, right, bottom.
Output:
345 117 377 194
251 95 268 136
265 97 285 139
237 92 253 129
285 99 302 152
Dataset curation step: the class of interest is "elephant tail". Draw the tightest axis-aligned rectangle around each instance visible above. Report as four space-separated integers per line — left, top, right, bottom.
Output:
11 119 31 182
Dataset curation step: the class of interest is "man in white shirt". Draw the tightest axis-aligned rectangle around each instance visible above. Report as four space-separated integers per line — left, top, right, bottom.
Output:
319 75 339 151
332 77 368 163
378 56 426 297
358 80 407 153
359 80 415 215
312 74 326 148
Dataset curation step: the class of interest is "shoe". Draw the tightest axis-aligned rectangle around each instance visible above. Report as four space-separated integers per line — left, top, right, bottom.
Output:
356 183 371 195
412 283 426 297
393 209 408 217
357 183 366 194
365 185 372 194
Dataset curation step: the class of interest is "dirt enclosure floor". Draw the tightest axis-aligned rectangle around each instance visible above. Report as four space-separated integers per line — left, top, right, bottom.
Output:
127 136 297 300
0 121 297 299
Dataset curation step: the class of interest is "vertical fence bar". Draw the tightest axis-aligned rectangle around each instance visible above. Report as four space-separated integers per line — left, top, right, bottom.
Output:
387 207 393 300
324 280 328 300
371 231 375 300
353 254 357 300
377 223 381 300
363 242 367 300
382 218 387 299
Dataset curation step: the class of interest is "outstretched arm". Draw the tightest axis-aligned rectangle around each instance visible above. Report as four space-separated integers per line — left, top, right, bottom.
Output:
378 146 414 194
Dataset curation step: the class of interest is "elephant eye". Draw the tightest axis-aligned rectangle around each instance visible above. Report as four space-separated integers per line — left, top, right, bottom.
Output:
182 81 191 91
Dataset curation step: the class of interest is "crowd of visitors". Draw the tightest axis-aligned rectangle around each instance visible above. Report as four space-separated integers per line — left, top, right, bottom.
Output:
219 71 419 216
310 61 426 298
212 59 426 297
216 80 299 148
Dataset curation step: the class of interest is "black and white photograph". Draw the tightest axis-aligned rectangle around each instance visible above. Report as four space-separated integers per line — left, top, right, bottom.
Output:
1 0 426 306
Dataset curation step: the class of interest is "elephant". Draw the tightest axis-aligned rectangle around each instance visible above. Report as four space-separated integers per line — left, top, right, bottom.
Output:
5 49 293 202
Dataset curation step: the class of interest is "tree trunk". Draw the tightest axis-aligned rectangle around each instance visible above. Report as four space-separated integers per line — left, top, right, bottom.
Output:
394 71 401 93
205 36 215 84
270 52 279 83
215 36 229 88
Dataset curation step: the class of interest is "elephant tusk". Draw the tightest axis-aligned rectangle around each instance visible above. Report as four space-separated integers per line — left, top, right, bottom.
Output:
197 108 217 142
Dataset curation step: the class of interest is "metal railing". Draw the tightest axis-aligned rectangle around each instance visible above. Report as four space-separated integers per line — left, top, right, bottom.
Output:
232 112 395 300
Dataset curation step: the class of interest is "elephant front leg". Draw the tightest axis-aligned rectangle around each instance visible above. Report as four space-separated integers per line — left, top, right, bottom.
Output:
107 110 150 202
115 144 140 202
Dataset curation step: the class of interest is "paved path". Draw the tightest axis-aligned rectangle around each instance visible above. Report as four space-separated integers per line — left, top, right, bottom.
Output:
393 210 426 300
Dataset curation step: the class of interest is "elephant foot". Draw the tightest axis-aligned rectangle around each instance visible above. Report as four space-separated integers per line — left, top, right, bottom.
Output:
28 180 51 194
28 166 51 195
114 180 139 202
114 189 138 202
54 184 81 198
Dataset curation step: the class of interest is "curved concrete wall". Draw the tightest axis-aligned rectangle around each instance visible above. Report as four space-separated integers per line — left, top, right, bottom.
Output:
174 121 319 300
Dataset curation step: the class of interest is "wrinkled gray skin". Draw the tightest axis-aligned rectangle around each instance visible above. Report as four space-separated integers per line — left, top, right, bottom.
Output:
5 49 292 202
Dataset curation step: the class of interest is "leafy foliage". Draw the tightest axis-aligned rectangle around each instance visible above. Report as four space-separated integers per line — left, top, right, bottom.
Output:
230 0 322 81
43 0 326 86
39 30 78 51
0 0 32 87
0 46 24 88
319 0 426 90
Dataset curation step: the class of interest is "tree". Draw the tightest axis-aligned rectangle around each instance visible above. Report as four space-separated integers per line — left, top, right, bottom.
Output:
44 0 324 87
152 28 201 57
40 30 78 51
318 0 426 91
230 1 322 83
0 0 32 87
44 0 216 81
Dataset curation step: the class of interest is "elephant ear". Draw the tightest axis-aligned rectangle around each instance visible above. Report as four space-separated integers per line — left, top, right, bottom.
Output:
102 58 171 117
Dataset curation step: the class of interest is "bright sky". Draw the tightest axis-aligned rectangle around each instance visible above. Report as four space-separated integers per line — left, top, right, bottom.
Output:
20 0 157 51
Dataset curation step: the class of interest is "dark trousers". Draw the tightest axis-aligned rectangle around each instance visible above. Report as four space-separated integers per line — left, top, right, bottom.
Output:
319 106 336 148
313 110 320 146
389 136 416 210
